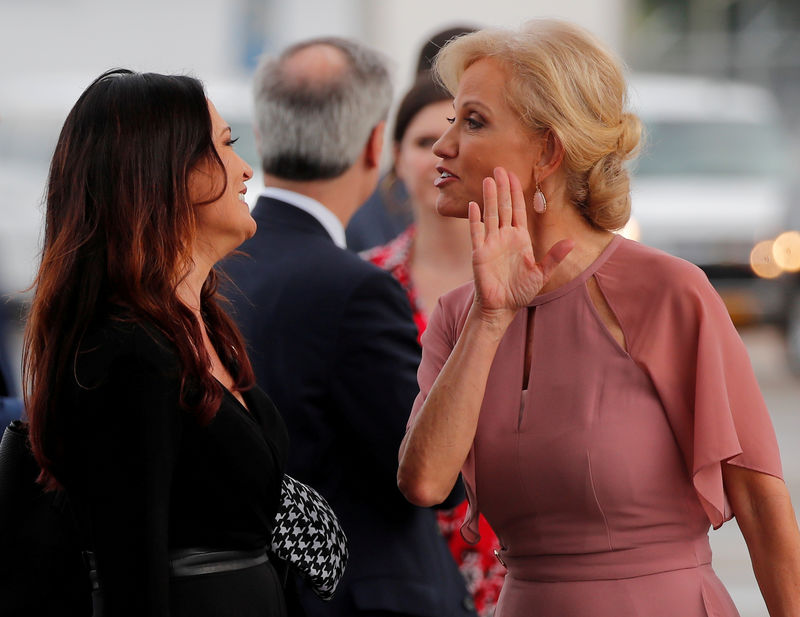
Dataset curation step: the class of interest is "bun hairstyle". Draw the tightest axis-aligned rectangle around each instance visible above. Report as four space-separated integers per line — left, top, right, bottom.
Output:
434 19 642 231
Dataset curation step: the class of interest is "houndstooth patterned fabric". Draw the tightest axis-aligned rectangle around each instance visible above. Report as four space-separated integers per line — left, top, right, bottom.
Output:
270 474 348 600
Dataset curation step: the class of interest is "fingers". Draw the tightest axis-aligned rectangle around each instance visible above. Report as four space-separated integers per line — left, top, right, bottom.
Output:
538 238 575 281
507 171 528 230
482 176 498 235
468 201 484 248
493 168 512 228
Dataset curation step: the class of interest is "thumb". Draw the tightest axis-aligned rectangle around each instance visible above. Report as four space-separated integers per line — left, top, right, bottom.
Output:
538 239 574 281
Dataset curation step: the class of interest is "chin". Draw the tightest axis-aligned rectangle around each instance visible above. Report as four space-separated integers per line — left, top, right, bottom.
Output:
245 219 257 240
435 194 470 219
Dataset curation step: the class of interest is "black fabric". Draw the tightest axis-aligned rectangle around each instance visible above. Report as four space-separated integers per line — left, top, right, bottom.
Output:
55 316 292 617
224 197 475 617
345 178 412 252
0 421 92 617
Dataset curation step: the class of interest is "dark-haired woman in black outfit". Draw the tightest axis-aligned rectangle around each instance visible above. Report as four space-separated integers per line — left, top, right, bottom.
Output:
24 68 292 616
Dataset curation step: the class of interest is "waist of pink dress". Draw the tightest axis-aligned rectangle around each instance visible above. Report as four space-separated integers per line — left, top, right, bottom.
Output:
501 536 712 582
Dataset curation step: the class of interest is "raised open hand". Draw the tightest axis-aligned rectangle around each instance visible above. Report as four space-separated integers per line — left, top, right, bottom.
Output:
469 168 573 323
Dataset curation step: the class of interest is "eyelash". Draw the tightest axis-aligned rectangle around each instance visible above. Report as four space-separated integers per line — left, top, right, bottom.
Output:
466 117 483 130
445 116 484 130
226 137 239 147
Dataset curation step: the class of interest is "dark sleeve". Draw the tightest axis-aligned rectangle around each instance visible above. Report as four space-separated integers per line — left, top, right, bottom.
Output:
330 270 421 505
76 349 182 617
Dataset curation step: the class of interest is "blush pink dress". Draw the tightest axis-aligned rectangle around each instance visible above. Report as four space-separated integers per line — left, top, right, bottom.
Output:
410 235 783 617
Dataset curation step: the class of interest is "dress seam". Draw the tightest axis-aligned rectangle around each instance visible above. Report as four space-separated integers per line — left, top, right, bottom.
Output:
586 450 614 552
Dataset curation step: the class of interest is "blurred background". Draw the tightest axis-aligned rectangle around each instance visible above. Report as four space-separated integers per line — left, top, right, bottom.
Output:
1 1 799 615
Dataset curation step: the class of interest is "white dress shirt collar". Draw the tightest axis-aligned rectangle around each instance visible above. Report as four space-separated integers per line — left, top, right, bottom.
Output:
259 186 347 249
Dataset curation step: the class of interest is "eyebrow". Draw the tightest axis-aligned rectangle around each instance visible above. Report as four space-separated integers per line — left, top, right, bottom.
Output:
458 99 491 114
218 125 232 137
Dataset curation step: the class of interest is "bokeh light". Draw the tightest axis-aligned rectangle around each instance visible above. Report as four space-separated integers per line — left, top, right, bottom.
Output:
773 231 800 273
750 239 783 279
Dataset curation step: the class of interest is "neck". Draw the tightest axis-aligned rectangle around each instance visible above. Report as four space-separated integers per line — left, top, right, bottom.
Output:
264 165 369 228
175 254 212 320
526 191 614 294
412 203 472 270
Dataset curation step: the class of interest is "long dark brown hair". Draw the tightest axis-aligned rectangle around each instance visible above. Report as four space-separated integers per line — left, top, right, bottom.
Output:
24 68 254 489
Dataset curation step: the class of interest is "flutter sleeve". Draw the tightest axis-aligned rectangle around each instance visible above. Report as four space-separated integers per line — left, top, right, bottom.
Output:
598 246 783 529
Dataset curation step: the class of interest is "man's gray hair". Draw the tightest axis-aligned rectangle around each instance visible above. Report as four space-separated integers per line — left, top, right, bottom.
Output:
253 37 393 181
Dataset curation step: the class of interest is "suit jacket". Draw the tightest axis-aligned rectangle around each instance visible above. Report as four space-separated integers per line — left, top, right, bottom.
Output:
224 196 474 617
345 176 412 252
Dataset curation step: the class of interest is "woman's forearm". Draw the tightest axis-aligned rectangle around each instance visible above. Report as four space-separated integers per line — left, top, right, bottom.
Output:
723 464 800 616
397 303 515 506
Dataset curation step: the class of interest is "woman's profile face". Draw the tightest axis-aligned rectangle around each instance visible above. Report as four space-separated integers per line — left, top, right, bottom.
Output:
394 99 453 216
190 100 255 262
432 57 540 218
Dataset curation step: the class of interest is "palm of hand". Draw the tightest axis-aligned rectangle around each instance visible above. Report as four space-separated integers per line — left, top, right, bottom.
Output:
468 168 572 319
473 225 543 312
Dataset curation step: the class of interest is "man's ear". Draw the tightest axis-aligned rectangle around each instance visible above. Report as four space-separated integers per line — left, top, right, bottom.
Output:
364 121 386 169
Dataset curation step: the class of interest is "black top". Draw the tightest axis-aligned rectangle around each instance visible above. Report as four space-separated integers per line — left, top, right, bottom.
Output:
55 315 289 617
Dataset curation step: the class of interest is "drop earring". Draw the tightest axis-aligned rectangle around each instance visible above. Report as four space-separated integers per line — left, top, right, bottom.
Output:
533 184 547 214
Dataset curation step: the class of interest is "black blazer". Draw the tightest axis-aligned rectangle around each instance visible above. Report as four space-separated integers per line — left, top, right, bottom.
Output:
345 175 412 252
224 196 474 617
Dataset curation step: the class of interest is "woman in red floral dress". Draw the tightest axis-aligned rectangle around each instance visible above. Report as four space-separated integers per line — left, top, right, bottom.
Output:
362 73 506 617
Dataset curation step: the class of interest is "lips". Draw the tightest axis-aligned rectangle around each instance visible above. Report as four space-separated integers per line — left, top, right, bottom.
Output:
434 166 459 188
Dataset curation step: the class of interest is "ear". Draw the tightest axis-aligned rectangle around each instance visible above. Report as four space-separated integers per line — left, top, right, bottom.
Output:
535 129 565 183
364 121 386 169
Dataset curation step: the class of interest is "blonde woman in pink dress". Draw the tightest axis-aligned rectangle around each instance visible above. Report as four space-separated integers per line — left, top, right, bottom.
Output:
397 19 800 617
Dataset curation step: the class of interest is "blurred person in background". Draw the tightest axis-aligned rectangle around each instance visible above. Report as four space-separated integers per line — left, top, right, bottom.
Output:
398 20 800 617
24 68 296 617
224 37 475 617
361 73 504 617
0 111 24 429
346 24 477 252
0 302 23 429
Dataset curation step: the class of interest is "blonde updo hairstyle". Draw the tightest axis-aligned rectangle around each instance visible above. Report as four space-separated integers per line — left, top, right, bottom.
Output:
434 19 642 231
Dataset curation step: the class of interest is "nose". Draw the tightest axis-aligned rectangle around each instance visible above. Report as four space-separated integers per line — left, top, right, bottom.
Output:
432 123 457 159
242 158 253 181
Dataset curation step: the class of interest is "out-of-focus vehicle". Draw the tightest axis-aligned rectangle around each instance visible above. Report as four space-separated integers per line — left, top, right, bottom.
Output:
624 73 800 373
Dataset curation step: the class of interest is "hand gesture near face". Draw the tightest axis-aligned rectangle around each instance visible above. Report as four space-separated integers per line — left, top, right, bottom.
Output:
469 168 573 324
